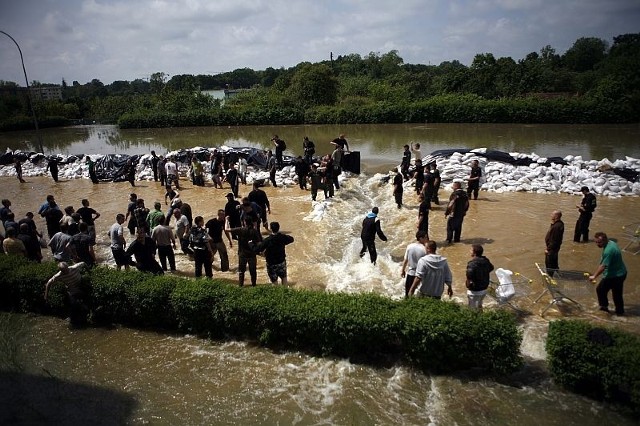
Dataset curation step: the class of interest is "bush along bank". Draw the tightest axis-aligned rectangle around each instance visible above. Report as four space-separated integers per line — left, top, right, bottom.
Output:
0 256 522 375
547 320 640 417
116 95 634 128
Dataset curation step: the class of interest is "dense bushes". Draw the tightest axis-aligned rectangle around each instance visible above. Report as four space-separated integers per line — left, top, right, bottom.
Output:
547 320 640 415
305 95 632 125
0 115 70 131
0 256 522 375
118 105 305 128
116 94 633 128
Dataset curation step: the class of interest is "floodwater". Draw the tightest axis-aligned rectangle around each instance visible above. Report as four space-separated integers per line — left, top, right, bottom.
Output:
1 124 639 424
2 123 640 160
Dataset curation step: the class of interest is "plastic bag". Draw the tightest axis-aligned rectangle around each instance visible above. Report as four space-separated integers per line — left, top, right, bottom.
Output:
495 268 515 302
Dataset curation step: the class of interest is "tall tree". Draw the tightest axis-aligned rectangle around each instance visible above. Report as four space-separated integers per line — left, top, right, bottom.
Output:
287 63 338 107
562 37 608 72
150 72 168 94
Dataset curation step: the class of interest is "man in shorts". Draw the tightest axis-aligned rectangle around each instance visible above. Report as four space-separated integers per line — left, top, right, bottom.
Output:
255 222 294 285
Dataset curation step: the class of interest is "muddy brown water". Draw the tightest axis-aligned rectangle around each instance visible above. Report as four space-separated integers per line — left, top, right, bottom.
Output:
0 123 639 424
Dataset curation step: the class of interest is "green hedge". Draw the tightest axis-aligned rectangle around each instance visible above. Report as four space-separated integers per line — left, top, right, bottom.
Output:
0 256 522 375
0 115 70 131
114 95 634 128
547 320 640 415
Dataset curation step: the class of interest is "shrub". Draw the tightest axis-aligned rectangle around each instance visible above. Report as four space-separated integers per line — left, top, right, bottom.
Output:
0 256 523 375
547 320 640 416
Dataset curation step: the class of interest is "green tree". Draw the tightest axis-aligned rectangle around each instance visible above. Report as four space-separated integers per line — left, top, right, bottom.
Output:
467 53 497 98
260 67 283 87
167 74 197 92
562 37 608 72
150 72 168 94
494 57 519 97
286 63 338 107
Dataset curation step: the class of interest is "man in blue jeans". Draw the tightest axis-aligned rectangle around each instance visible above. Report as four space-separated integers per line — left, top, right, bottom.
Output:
589 232 627 315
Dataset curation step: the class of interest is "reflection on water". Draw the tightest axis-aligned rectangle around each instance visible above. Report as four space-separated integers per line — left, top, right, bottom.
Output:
1 123 639 160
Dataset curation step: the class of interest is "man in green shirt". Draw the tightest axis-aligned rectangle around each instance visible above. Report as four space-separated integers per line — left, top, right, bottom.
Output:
589 232 627 315
147 202 165 231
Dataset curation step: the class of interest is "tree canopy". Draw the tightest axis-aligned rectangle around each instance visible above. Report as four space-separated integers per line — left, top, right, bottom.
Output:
1 33 639 126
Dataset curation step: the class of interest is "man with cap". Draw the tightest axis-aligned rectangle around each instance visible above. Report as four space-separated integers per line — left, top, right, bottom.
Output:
574 186 597 243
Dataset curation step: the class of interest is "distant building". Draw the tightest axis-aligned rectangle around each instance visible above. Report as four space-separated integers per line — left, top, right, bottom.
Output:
30 86 63 101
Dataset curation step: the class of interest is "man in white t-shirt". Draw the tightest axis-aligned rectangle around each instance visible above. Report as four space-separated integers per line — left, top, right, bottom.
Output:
173 208 192 255
165 157 180 189
410 142 422 161
401 230 428 298
109 213 130 270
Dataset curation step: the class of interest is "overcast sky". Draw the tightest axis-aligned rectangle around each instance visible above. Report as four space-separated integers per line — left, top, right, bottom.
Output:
1 0 639 86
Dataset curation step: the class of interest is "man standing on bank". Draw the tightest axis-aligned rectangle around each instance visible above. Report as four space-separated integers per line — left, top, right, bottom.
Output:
445 181 469 244
589 232 627 316
544 210 564 276
574 186 597 243
359 207 388 265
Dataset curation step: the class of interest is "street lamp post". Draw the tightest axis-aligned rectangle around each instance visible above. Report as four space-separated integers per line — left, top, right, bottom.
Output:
1 30 44 154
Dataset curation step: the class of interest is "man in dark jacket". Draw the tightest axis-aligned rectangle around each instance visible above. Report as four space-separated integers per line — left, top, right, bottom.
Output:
445 181 469 243
255 222 294 285
125 229 164 275
574 186 597 242
247 183 270 230
465 244 494 310
545 210 564 276
294 156 309 190
359 207 388 265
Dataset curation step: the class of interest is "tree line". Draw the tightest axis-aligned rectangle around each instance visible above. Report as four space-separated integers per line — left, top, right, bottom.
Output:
1 33 639 130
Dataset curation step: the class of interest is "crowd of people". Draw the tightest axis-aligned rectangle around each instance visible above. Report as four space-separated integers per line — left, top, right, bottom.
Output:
1 135 631 325
2 133 358 325
397 143 628 313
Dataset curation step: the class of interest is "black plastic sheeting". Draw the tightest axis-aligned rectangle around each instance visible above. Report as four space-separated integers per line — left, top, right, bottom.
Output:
160 147 361 174
95 154 141 182
0 150 81 165
614 167 640 183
